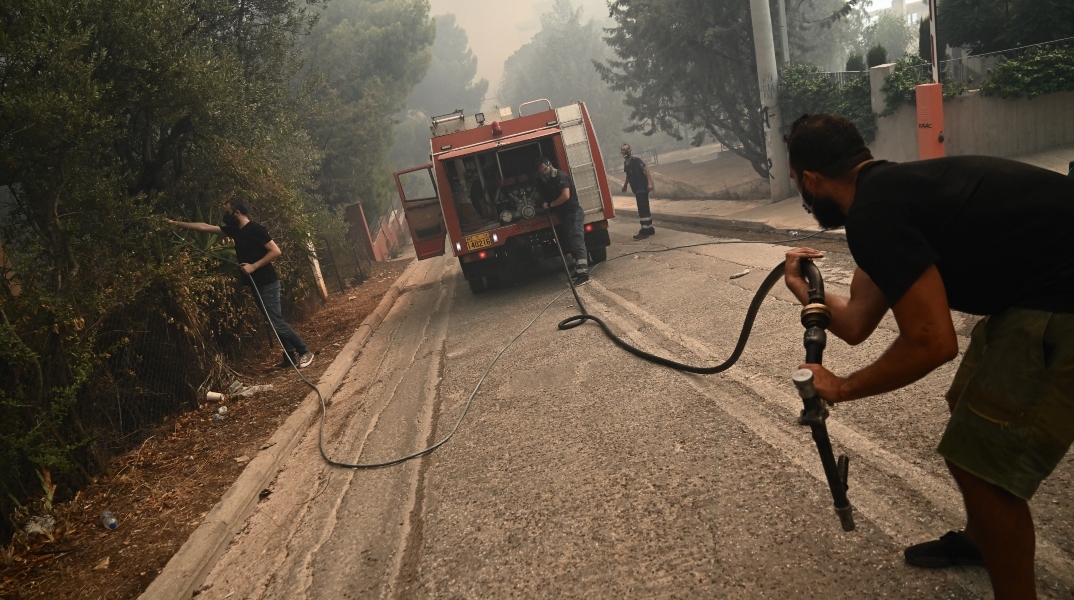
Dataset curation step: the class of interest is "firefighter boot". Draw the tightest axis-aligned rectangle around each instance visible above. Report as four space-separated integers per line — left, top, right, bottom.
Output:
632 227 655 240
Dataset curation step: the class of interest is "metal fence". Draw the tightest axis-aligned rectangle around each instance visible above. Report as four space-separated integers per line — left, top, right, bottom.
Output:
366 197 403 243
913 36 1074 89
312 234 373 295
809 71 866 88
313 196 409 296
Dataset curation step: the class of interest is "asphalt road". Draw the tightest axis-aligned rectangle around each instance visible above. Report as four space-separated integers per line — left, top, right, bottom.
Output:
197 219 1074 599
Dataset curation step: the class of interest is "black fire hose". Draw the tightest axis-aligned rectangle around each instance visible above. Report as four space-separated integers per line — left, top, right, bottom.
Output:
174 217 852 523
544 211 784 374
545 214 854 530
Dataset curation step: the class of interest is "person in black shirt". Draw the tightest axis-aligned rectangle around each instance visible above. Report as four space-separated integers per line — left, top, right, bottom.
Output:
535 157 590 286
169 201 314 369
620 144 656 240
782 114 1074 599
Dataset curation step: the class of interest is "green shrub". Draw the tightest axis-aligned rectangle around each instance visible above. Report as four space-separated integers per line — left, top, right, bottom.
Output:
845 53 866 72
879 53 977 115
879 54 931 115
980 46 1074 99
779 64 877 143
867 44 888 68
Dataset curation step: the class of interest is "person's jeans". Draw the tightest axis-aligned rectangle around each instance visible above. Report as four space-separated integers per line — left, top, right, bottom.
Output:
559 203 589 273
254 280 309 361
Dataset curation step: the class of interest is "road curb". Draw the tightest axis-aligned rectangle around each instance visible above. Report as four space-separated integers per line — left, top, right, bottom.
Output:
139 258 423 600
617 207 847 241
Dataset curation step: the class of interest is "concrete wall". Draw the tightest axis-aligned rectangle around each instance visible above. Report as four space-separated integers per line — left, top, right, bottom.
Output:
868 64 1074 162
371 230 389 262
367 213 410 262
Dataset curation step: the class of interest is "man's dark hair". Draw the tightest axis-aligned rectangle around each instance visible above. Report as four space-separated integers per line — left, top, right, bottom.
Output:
534 156 552 168
784 114 873 178
228 199 249 215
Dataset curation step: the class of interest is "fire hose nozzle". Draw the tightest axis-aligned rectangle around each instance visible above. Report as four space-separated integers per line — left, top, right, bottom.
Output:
793 369 830 425
836 504 856 531
791 368 815 400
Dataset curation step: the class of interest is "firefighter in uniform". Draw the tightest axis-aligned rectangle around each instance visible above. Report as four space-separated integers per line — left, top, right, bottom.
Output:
535 157 589 286
620 144 655 240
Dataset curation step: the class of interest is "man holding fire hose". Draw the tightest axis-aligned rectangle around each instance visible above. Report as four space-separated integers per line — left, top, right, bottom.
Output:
782 113 1074 599
535 156 590 286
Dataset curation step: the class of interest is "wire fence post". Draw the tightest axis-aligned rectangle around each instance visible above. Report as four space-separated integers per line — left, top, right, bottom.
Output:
322 237 345 292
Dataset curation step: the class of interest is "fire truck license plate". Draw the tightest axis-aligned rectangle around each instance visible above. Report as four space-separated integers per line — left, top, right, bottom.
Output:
465 232 491 251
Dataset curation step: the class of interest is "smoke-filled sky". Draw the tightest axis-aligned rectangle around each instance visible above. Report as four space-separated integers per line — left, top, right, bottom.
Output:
430 0 898 98
428 0 610 96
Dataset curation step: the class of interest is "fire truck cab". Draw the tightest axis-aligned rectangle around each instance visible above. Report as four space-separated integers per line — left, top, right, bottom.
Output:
393 100 614 294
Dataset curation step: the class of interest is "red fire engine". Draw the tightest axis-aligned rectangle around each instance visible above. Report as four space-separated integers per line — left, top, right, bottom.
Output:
393 100 615 293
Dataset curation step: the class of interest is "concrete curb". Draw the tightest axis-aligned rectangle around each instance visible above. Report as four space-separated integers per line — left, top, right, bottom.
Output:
617 207 848 241
139 258 423 600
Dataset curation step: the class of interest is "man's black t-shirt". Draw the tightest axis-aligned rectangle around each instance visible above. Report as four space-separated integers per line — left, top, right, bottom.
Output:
221 221 279 287
624 156 648 193
846 156 1074 315
536 170 580 216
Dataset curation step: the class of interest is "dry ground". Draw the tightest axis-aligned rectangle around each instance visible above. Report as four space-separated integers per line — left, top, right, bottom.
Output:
0 258 411 600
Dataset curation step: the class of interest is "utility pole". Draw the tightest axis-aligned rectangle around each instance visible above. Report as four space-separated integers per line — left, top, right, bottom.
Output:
927 0 939 82
778 0 791 65
749 0 793 202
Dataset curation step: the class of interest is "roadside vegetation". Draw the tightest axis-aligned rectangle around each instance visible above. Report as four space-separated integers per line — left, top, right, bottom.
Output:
0 0 434 547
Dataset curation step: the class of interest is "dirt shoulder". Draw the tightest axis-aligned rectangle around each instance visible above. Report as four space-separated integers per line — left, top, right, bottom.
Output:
0 258 412 600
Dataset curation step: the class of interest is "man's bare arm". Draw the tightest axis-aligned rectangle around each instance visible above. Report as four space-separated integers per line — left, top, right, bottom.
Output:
240 240 282 275
168 219 223 236
784 248 888 344
800 264 960 402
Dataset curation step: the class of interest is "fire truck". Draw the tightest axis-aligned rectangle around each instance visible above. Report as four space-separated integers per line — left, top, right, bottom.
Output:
393 100 615 294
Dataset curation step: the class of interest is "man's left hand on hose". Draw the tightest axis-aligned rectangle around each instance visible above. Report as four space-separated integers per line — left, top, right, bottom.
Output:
240 262 257 275
796 363 846 403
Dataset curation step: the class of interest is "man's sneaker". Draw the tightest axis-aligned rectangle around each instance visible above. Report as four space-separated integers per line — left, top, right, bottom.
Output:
904 531 985 568
297 352 315 369
572 272 590 286
632 228 652 240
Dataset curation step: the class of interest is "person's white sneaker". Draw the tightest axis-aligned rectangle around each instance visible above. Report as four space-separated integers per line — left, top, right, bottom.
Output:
297 352 315 368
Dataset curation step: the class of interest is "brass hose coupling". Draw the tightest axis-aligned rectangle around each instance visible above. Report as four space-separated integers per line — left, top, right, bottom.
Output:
800 302 831 328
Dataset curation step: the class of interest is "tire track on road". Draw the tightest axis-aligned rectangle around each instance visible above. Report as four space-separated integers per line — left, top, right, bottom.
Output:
288 256 456 599
576 278 1013 597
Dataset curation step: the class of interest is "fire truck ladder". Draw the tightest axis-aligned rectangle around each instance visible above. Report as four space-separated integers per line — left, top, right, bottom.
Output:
556 104 602 216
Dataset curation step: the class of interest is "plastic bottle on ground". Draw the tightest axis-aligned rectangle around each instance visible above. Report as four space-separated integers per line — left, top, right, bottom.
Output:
100 511 118 530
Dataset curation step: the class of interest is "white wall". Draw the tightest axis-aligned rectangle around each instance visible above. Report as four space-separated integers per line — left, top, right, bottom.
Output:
868 68 1074 162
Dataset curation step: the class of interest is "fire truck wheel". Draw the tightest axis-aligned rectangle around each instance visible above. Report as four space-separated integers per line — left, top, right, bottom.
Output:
467 276 488 294
589 247 607 265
